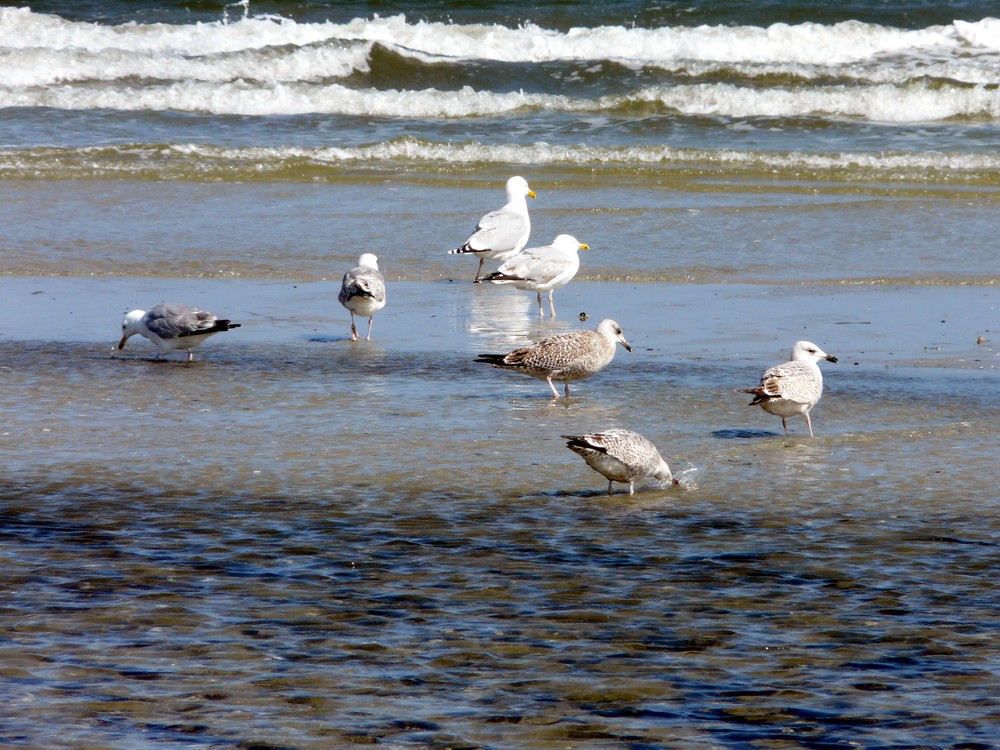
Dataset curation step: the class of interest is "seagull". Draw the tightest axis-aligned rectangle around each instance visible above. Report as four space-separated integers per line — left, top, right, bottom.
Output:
475 318 631 399
117 303 241 361
738 340 838 437
483 234 587 318
563 428 674 496
339 253 387 341
448 175 536 283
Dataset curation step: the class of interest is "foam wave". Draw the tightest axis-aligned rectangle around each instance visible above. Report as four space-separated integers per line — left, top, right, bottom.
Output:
1 7 998 76
0 40 372 88
630 81 1000 122
2 78 995 122
4 141 999 182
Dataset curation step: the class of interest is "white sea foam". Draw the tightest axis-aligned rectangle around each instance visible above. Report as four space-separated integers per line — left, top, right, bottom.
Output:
0 81 576 117
0 41 372 88
2 7 998 73
3 141 999 182
2 8 998 122
157 142 1000 174
628 81 1000 122
1 78 994 123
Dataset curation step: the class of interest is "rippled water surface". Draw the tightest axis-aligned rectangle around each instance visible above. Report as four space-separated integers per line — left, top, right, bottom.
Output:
2 278 999 748
2 0 1000 746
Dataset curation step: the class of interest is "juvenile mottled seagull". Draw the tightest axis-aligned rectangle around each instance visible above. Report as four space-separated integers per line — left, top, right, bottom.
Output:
563 428 674 496
339 253 387 341
739 340 838 437
117 303 241 361
476 318 631 399
448 175 535 283
484 234 587 318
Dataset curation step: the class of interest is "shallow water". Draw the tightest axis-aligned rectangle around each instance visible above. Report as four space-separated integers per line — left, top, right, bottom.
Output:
2 1 1000 747
2 277 999 748
3 175 999 285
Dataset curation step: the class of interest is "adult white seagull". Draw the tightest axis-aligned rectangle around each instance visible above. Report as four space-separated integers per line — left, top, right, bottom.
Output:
448 175 535 283
117 303 241 361
483 233 588 318
339 253 387 341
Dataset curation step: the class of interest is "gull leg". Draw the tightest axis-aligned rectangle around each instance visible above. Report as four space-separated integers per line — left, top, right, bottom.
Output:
366 316 374 341
564 381 571 398
548 290 557 317
349 312 359 342
546 375 561 399
474 257 484 283
536 292 544 318
781 417 788 435
607 479 614 496
805 412 814 438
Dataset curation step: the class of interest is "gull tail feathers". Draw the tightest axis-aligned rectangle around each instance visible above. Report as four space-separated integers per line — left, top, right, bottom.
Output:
475 353 508 367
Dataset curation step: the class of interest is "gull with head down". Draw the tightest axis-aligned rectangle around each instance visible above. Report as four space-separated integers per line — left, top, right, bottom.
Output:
117 303 241 362
564 428 675 496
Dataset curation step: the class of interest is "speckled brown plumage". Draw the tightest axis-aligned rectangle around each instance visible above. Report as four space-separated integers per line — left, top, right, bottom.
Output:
476 319 631 398
563 428 673 496
739 340 838 437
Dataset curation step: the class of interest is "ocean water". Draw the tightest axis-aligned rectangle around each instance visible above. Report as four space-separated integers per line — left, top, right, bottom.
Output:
1 2 999 748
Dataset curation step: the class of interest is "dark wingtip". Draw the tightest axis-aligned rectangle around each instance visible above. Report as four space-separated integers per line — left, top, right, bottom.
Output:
483 272 524 283
475 353 506 365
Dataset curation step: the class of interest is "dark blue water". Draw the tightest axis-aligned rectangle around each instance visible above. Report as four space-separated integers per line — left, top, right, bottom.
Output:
10 0 997 27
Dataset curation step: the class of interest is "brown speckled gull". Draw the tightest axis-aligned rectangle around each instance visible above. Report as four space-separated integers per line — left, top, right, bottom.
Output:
563 428 674 496
738 340 838 437
476 318 631 399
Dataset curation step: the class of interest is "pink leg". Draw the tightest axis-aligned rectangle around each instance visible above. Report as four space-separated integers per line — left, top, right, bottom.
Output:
546 375 561 399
